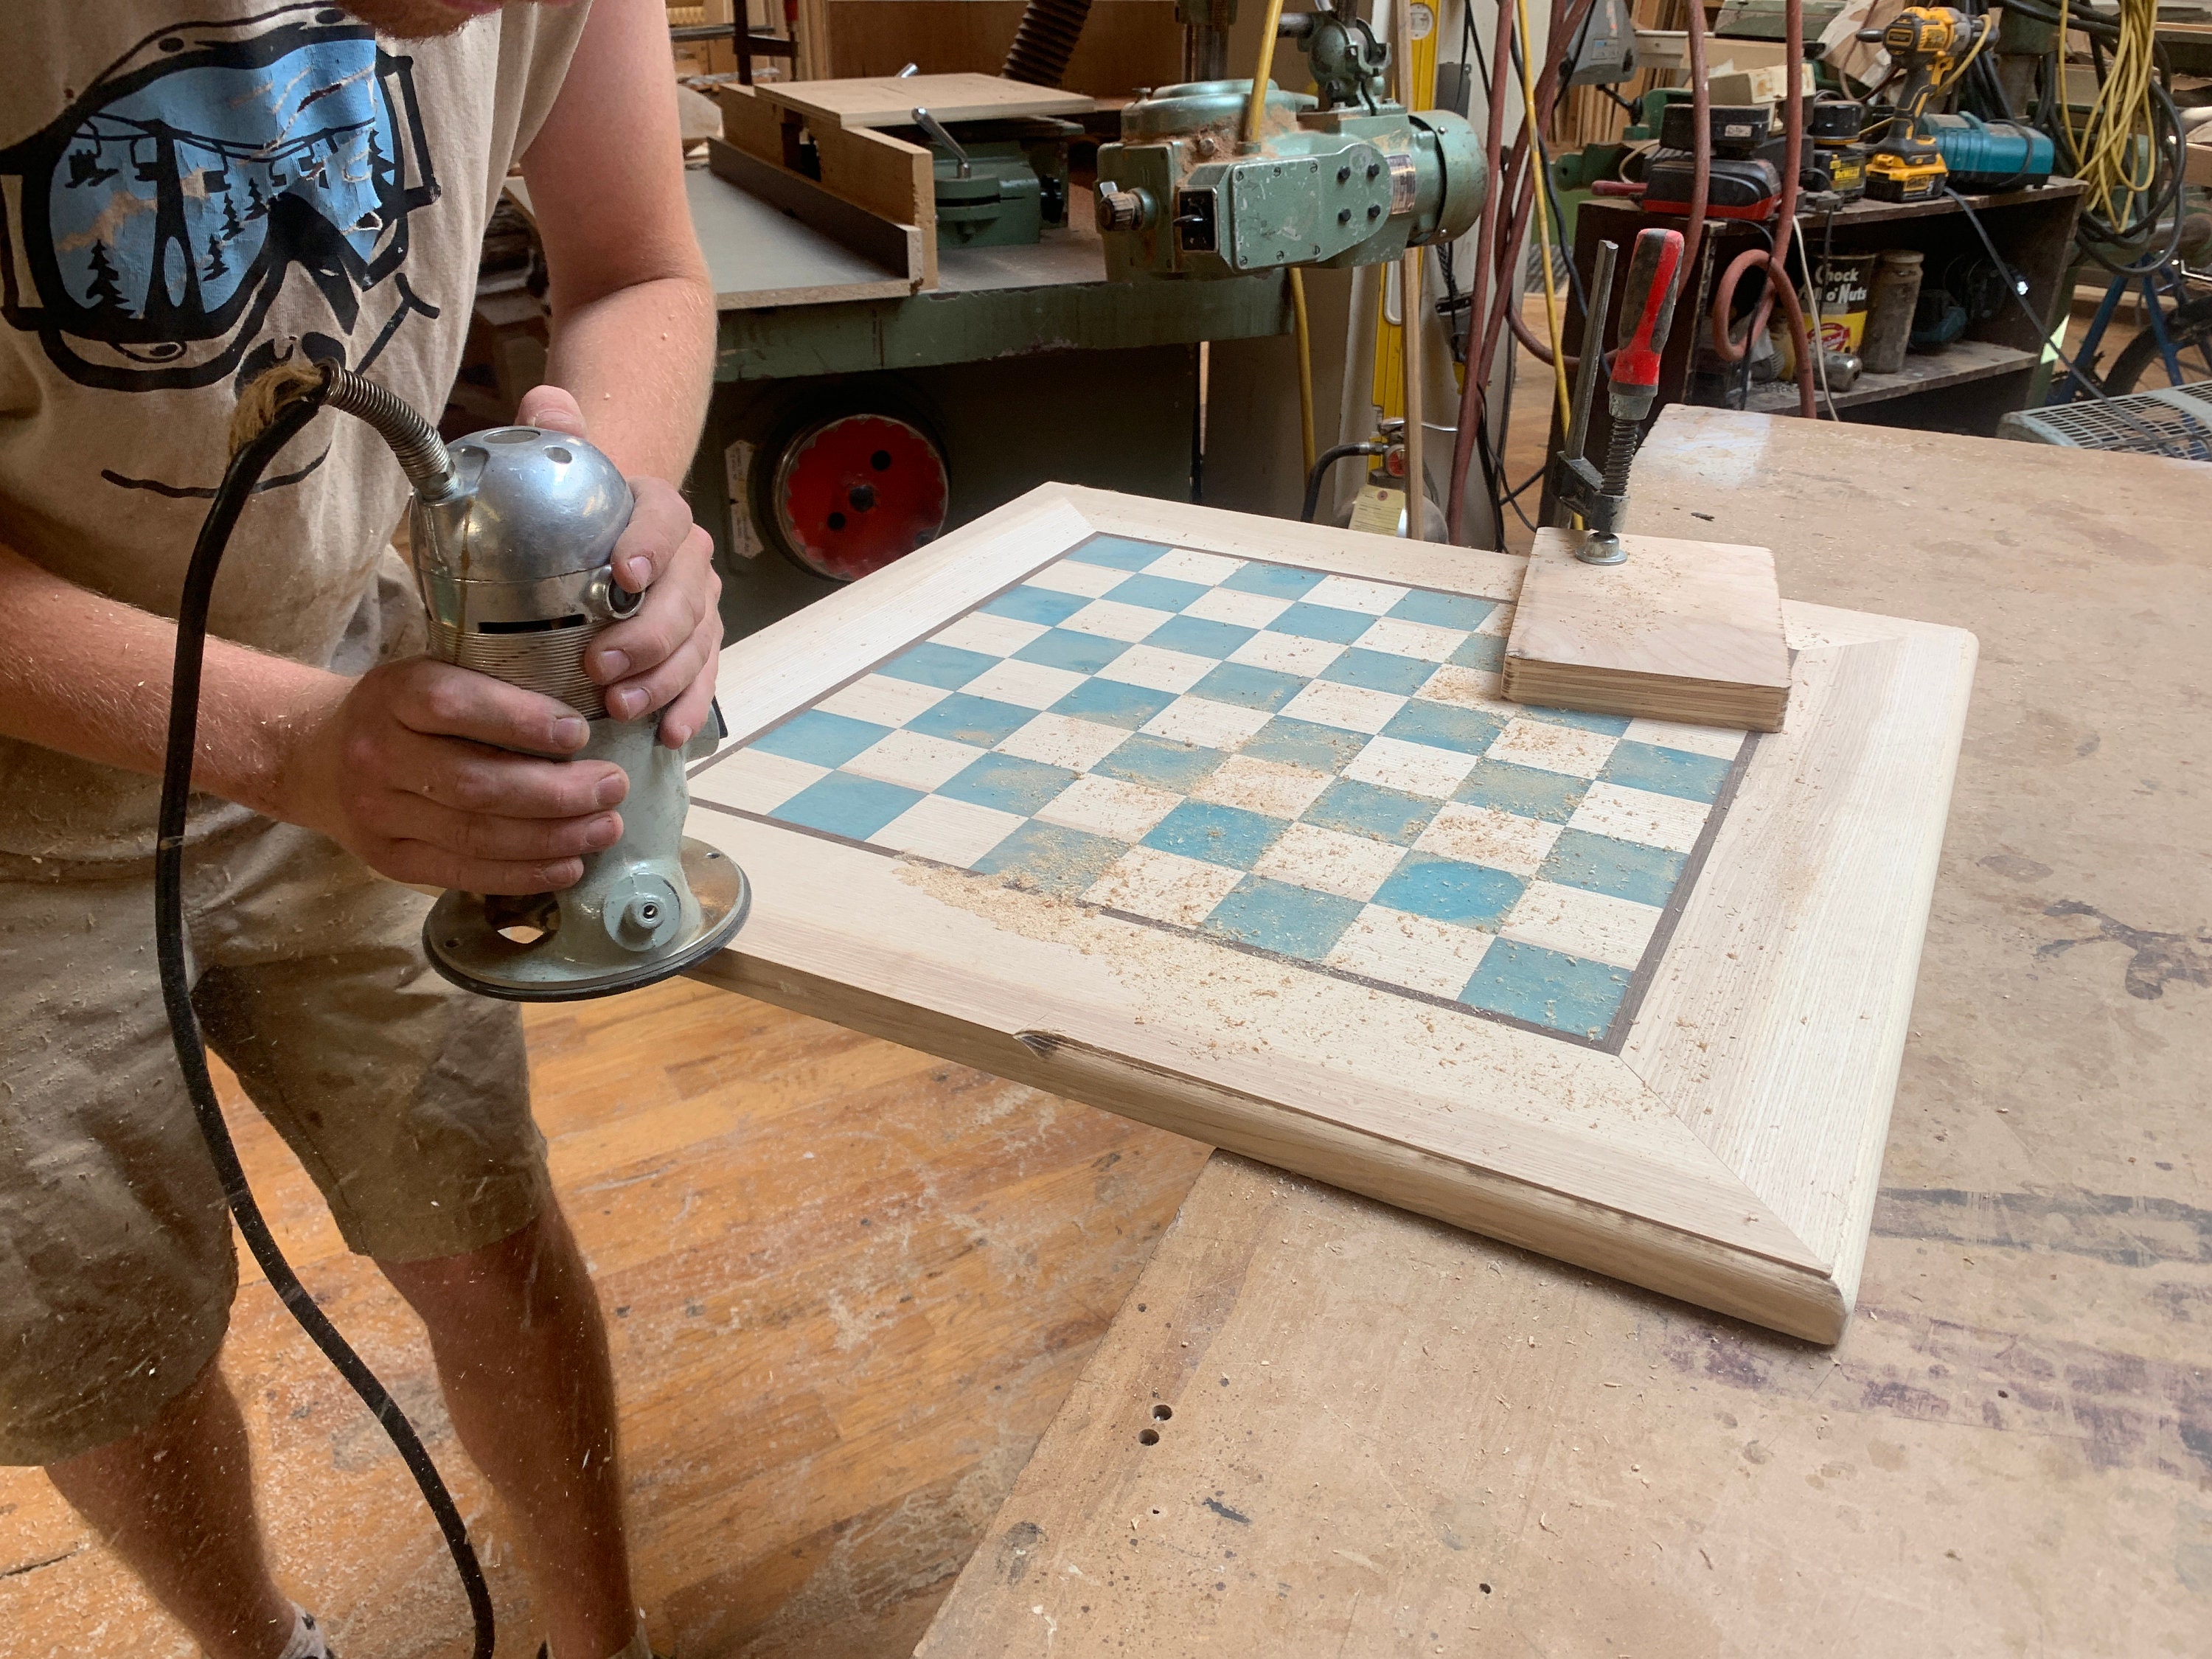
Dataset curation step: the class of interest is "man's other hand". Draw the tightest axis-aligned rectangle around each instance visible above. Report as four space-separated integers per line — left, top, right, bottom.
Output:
518 384 722 748
281 660 627 894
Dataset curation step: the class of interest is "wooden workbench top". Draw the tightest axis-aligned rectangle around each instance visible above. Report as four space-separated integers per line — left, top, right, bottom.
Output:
917 408 2212 1657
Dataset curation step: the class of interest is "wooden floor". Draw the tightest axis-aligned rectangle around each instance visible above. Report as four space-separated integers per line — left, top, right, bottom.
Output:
0 980 1209 1658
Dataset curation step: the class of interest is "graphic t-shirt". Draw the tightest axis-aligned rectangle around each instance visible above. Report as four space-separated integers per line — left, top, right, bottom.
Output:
0 3 589 859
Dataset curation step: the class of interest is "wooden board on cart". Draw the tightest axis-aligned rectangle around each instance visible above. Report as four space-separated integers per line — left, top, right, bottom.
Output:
755 71 1095 129
683 485 1976 1342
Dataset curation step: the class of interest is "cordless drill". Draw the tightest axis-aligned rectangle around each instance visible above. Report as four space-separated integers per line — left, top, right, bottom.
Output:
1860 6 1987 204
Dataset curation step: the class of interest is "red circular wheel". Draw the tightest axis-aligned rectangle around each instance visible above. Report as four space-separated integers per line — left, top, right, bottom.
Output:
771 414 948 582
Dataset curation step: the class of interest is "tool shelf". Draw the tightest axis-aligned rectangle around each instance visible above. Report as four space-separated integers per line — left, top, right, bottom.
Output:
1554 183 2086 479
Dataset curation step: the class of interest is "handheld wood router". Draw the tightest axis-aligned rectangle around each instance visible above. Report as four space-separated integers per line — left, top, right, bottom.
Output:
403 415 751 1000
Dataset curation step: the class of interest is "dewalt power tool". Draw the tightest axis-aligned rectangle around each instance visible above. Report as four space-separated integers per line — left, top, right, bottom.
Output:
1858 6 1988 203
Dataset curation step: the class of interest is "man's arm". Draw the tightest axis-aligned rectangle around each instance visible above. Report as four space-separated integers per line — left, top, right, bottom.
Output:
0 0 722 893
518 0 723 743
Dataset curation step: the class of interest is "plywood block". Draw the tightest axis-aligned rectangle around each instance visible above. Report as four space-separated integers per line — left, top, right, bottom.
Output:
715 85 937 287
758 70 1094 129
1502 525 1793 732
703 141 925 302
682 484 1975 1340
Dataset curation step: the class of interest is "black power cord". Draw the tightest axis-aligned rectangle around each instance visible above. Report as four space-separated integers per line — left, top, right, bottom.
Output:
160 374 496 1659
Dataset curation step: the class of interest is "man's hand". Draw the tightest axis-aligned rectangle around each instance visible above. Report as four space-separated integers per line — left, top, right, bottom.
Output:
278 659 628 894
518 385 721 749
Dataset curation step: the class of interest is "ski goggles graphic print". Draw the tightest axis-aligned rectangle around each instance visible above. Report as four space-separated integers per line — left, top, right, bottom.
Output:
0 7 440 393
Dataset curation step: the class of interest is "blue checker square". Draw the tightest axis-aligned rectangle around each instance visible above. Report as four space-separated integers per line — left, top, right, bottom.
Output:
1095 732 1228 793
1454 759 1588 824
1015 627 1130 675
1450 633 1506 673
1461 939 1630 1039
1372 853 1525 929
980 584 1090 627
1190 661 1307 713
1203 876 1364 960
1065 535 1167 571
940 752 1079 816
1322 647 1433 696
751 709 891 768
906 692 1035 750
1391 589 1498 630
1243 716 1372 775
772 772 923 841
1108 573 1210 613
1146 613 1256 659
1143 801 1289 870
973 821 1128 897
1540 828 1686 908
1050 678 1178 730
1272 602 1377 645
1601 740 1734 804
1382 698 1507 757
1222 561 1326 600
1303 778 1441 846
880 641 997 689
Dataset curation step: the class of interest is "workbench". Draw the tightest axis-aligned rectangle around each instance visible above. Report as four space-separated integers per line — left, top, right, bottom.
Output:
676 167 1292 640
903 408 2212 1656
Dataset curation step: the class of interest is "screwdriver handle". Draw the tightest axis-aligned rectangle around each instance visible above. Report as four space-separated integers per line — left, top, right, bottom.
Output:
1610 226 1686 397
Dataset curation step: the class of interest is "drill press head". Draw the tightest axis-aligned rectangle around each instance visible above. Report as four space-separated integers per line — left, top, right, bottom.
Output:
402 422 750 1001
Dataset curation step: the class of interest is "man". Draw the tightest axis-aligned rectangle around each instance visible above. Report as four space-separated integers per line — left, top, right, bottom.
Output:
0 4 719 1657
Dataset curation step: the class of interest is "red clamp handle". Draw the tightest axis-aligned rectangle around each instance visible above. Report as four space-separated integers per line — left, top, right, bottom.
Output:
1611 226 1686 393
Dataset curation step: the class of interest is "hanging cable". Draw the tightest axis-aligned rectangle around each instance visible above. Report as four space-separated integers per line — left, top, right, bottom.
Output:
165 366 495 1659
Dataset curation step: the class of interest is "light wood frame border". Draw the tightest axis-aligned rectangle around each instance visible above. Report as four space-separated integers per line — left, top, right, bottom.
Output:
683 485 1977 1342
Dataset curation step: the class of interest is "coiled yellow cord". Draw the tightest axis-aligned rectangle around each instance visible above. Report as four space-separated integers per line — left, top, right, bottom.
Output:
2058 0 2160 233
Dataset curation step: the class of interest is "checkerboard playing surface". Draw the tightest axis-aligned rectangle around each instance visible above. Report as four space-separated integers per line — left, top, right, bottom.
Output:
709 534 1754 1046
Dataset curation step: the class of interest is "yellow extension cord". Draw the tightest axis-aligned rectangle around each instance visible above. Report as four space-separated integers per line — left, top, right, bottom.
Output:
2058 0 2160 237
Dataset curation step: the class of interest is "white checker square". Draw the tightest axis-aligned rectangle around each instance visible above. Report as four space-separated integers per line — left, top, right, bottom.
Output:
1342 734 1480 800
696 747 827 814
962 657 1089 709
1279 678 1408 734
1064 597 1177 643
1192 755 1333 820
1026 560 1127 599
1095 643 1215 695
1416 663 1511 712
844 728 985 793
1414 801 1562 877
1502 880 1663 969
869 793 1025 866
1306 574 1408 616
1085 844 1245 927
1474 602 1514 636
1141 693 1275 750
1184 585 1294 629
815 672 950 728
998 712 1130 772
1354 616 1469 663
1230 630 1345 677
1035 774 1181 842
1147 547 1244 585
1569 781 1711 854
1623 717 1747 760
1326 905 1495 999
1486 717 1619 779
1253 821 1407 902
932 611 1047 658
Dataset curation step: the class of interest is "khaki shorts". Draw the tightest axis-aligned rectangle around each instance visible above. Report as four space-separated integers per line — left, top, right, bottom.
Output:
0 818 549 1465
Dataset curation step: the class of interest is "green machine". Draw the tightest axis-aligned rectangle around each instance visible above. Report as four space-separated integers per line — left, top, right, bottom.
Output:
1092 4 1485 279
911 107 1077 251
